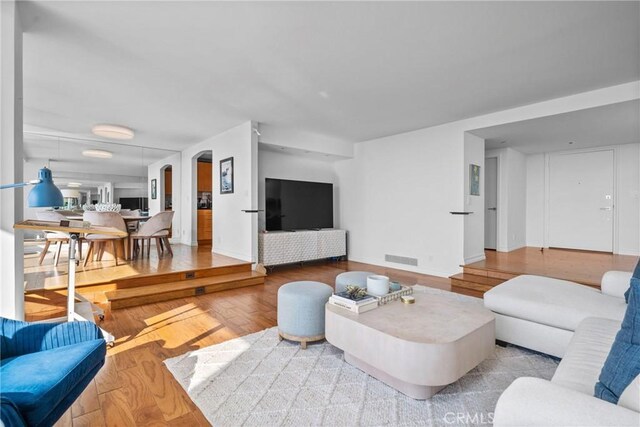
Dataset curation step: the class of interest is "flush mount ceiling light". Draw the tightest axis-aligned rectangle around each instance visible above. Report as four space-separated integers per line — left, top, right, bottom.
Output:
91 124 134 140
82 149 113 159
67 182 82 187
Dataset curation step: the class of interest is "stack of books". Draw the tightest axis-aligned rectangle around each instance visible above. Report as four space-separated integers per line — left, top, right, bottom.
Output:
328 292 379 314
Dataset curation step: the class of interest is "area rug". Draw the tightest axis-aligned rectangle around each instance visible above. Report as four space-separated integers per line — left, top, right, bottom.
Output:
164 287 559 426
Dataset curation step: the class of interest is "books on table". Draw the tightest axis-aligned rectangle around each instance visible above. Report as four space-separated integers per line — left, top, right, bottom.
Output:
328 292 378 314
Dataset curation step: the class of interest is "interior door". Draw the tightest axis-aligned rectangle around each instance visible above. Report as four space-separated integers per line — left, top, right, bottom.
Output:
484 157 498 249
548 150 614 252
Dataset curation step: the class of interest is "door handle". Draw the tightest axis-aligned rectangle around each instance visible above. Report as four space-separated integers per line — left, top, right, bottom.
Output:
488 207 497 211
599 207 612 211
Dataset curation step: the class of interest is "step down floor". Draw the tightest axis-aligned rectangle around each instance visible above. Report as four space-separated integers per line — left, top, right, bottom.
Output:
449 273 506 293
105 271 266 309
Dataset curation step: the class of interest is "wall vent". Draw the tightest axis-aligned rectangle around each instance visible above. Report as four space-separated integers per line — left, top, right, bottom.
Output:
384 254 418 266
195 287 205 296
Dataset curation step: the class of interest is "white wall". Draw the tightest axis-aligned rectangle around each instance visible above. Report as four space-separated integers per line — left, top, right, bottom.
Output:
525 143 640 255
113 187 147 201
506 148 527 251
0 0 24 320
148 152 181 241
22 160 43 222
463 133 485 263
336 124 466 277
336 81 639 277
96 182 113 203
526 154 545 247
179 121 258 262
617 143 640 255
259 124 354 159
258 149 338 231
484 147 527 252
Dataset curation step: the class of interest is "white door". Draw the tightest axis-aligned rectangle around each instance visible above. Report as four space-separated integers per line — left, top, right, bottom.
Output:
485 157 498 250
548 150 614 252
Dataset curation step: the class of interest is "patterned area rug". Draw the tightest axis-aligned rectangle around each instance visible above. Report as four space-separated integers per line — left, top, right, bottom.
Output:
165 287 559 426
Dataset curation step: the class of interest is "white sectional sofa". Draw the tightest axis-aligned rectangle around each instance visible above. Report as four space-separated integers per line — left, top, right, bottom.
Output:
493 317 640 426
484 271 631 358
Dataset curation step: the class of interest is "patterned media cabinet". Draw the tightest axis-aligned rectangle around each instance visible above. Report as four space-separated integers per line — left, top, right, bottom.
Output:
259 229 347 266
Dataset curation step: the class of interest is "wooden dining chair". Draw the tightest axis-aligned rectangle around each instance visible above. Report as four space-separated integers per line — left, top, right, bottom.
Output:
130 211 174 259
83 211 128 266
36 211 83 266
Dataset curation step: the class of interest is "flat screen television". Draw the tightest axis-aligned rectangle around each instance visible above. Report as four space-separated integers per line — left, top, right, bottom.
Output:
265 178 333 231
119 197 148 211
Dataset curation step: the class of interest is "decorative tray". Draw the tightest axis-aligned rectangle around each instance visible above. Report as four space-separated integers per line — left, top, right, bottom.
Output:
372 285 413 305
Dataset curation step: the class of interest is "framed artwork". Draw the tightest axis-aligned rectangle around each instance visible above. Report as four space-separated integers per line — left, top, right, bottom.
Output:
151 179 157 199
469 164 480 196
220 157 234 194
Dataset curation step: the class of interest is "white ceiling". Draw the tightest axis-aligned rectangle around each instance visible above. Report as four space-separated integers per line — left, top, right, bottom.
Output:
23 131 175 189
19 1 640 151
471 99 640 154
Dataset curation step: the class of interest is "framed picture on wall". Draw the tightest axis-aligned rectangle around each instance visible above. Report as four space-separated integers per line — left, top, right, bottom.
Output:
469 164 480 196
151 179 157 199
220 157 234 194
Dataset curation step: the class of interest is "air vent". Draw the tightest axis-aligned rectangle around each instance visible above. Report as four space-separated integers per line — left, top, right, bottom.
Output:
185 271 196 279
385 254 418 266
195 287 205 296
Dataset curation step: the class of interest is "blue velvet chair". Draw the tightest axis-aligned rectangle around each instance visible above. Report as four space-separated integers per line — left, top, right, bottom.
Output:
0 318 106 427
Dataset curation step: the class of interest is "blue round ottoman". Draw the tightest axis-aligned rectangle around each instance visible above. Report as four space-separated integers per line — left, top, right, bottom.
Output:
278 281 333 349
335 271 375 293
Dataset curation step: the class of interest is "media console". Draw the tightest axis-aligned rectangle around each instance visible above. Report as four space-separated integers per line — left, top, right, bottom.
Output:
258 229 347 266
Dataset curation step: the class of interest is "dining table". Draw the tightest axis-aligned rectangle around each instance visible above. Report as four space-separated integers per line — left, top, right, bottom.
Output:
65 214 151 261
65 215 151 224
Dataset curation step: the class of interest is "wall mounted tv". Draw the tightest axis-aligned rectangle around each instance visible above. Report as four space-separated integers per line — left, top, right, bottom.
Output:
265 178 333 231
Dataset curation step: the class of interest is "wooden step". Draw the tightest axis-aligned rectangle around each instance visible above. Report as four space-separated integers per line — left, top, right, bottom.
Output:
449 273 506 292
462 266 518 280
76 262 253 294
105 271 266 309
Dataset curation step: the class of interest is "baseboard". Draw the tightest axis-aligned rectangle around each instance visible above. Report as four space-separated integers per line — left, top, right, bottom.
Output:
464 254 486 264
346 255 457 278
213 248 253 263
497 243 526 253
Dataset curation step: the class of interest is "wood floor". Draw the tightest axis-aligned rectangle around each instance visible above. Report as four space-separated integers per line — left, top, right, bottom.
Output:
31 259 451 427
22 247 637 426
467 247 638 287
24 242 247 291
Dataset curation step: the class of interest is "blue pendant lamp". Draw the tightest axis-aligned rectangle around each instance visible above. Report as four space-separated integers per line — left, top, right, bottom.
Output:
0 167 64 207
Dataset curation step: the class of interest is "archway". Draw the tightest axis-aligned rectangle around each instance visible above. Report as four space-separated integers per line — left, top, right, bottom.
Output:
191 150 213 247
160 164 173 236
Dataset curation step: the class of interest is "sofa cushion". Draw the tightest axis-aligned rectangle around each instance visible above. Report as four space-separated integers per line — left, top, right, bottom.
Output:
625 259 640 303
618 374 640 412
0 397 26 427
484 275 626 331
595 277 640 404
0 339 105 426
552 317 620 395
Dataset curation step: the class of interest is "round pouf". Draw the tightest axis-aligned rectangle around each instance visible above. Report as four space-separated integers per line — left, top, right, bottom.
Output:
335 271 375 293
278 281 333 349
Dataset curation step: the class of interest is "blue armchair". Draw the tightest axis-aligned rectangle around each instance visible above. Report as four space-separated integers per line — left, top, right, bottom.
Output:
0 318 106 427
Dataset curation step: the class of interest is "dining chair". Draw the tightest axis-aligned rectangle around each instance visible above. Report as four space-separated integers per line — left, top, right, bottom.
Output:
130 211 174 259
36 211 83 266
123 209 142 233
82 212 128 266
